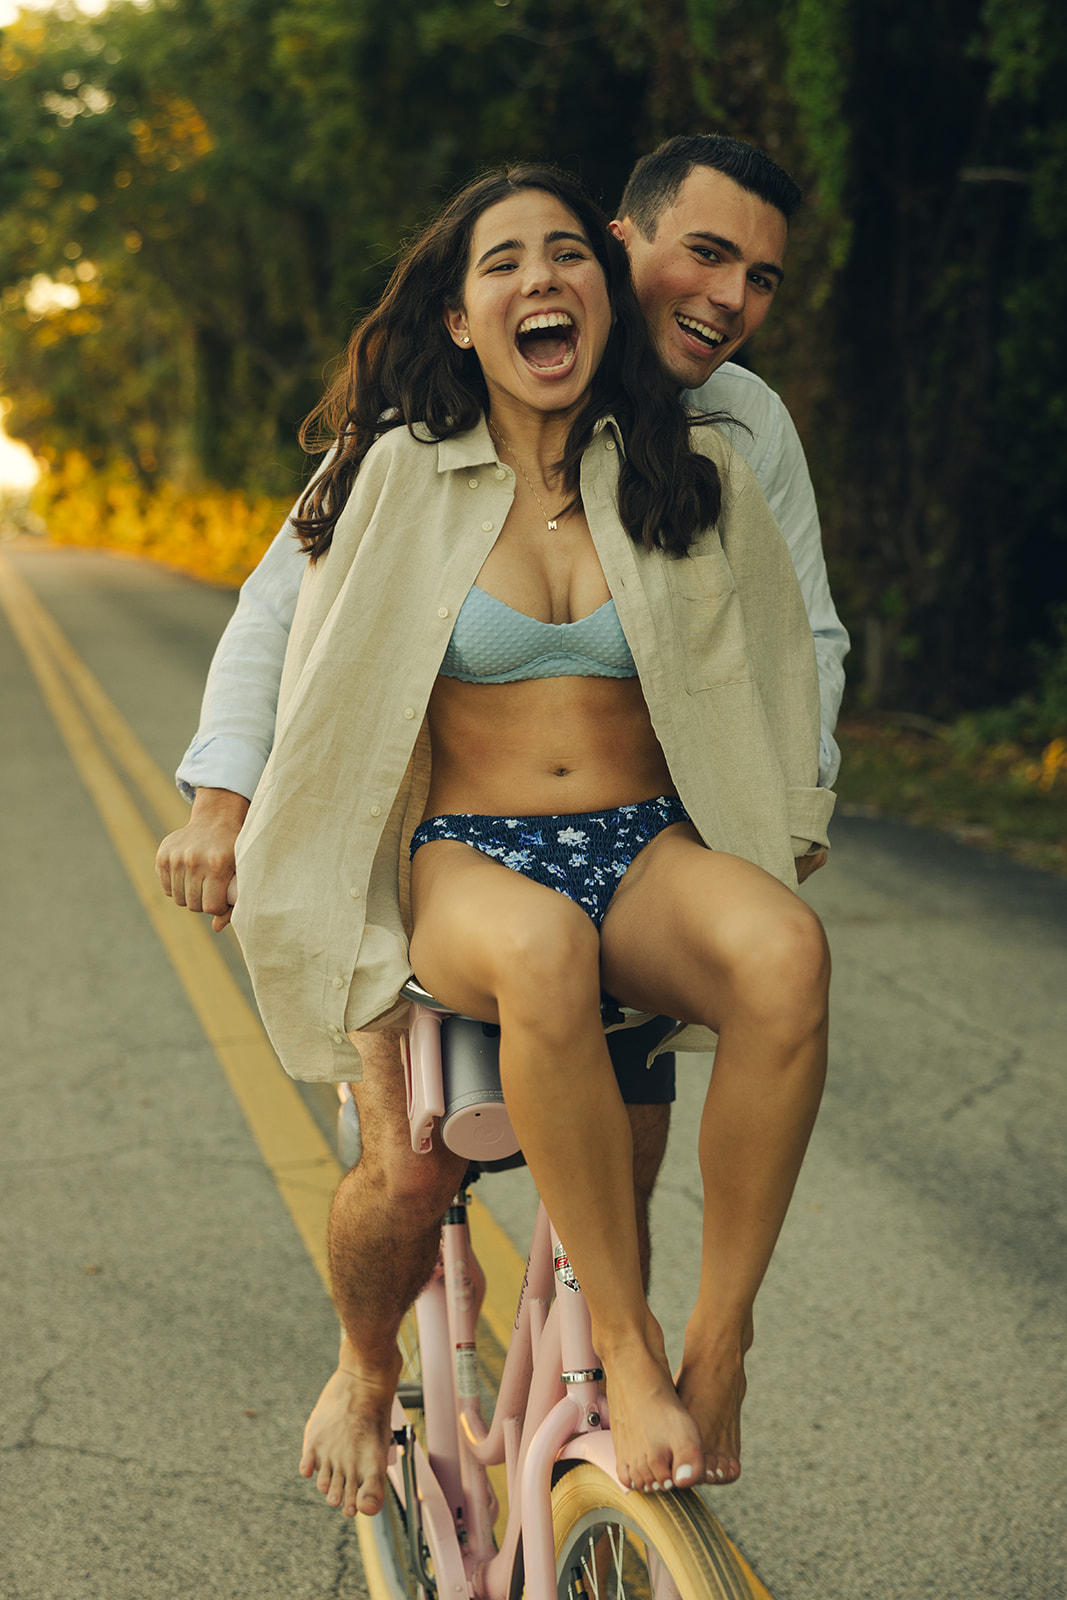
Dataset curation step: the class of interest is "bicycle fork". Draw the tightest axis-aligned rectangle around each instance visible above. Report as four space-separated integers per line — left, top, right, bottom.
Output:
395 1192 614 1600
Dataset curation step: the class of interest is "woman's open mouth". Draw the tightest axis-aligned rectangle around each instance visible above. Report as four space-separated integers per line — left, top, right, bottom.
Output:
516 311 579 374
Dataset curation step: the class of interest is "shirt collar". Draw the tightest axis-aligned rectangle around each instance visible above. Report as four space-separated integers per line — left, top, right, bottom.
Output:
433 412 624 473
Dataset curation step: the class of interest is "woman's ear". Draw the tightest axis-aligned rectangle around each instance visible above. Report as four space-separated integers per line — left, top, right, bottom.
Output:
444 307 471 348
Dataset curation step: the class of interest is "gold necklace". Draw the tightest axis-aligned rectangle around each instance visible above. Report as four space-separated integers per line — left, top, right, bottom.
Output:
491 427 567 530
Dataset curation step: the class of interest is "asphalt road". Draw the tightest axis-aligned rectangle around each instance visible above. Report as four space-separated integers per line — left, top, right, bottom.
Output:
1 542 1064 1600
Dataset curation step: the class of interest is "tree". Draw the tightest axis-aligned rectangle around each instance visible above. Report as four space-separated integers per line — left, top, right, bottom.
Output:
1 0 1064 716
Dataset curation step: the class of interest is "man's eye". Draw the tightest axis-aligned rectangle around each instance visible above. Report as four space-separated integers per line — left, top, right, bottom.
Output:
692 247 719 262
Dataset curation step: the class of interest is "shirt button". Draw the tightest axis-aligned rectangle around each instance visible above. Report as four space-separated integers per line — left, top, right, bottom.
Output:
402 706 415 720
494 467 507 480
467 478 479 489
605 438 616 451
437 606 450 619
481 521 494 532
332 976 345 990
370 804 381 818
349 886 360 899
330 1028 343 1043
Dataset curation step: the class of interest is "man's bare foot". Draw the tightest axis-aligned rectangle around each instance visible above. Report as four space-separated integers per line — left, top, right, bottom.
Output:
675 1336 746 1486
299 1339 402 1517
599 1318 705 1494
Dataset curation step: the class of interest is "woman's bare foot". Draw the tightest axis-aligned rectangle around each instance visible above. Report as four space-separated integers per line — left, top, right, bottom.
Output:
675 1334 746 1486
299 1338 402 1516
599 1317 705 1493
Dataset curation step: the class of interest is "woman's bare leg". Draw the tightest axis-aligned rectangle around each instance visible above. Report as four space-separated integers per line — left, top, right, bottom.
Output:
600 830 830 1484
409 843 705 1492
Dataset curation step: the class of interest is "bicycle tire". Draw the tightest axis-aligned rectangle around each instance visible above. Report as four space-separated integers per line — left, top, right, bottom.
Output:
551 1463 756 1600
358 1480 427 1600
356 1309 430 1600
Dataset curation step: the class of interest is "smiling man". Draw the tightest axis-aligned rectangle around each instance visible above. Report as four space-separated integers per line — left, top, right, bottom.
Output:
157 134 847 1520
616 155 787 389
613 137 845 788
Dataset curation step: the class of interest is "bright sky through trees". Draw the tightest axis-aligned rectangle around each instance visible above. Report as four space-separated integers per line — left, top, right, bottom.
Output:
0 0 109 21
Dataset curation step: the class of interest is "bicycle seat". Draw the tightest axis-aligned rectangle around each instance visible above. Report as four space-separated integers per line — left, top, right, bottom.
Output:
400 977 653 1030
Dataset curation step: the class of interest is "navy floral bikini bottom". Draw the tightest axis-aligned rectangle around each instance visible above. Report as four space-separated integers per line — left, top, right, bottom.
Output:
409 794 692 929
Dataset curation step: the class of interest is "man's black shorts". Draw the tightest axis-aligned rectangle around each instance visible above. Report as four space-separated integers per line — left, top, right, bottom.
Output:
608 1015 676 1105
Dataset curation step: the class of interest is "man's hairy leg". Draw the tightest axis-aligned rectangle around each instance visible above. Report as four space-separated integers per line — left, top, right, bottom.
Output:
300 1029 467 1517
628 1102 670 1292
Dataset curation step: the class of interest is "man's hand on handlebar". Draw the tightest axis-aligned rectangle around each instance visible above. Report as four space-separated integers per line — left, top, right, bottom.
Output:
155 786 250 931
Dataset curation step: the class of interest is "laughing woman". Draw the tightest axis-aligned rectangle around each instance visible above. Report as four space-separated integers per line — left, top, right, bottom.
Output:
231 165 834 1498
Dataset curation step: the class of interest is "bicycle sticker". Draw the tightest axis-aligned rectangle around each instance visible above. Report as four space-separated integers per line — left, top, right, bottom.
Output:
553 1243 581 1293
454 1340 479 1398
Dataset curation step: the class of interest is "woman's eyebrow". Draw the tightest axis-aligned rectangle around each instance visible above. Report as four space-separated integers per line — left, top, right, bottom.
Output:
474 231 590 270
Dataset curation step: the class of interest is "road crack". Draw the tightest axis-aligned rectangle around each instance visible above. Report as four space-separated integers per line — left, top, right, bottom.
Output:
940 1048 1022 1121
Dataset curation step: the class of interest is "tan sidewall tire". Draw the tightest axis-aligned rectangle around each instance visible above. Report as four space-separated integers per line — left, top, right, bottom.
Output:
550 1462 755 1600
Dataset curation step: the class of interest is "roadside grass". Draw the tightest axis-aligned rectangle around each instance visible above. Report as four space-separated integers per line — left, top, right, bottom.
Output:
835 717 1067 877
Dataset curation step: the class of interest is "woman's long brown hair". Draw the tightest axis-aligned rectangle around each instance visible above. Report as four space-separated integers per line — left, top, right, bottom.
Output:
294 164 724 561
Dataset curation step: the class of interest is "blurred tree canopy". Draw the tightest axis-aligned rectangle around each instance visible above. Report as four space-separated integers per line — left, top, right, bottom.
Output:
0 0 1064 714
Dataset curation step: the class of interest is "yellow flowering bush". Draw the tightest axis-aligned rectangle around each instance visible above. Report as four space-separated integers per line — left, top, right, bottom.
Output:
32 451 292 587
1019 738 1067 794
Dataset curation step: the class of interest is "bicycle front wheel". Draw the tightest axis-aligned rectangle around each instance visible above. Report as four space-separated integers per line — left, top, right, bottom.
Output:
551 1464 756 1600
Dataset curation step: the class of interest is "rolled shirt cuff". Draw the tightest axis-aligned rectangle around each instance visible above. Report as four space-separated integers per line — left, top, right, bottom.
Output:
175 734 269 805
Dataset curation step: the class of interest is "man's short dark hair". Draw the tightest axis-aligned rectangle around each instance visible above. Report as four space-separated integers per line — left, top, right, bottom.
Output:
619 134 802 240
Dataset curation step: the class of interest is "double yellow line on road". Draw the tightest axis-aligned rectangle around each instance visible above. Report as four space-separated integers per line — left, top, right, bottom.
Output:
0 551 519 1324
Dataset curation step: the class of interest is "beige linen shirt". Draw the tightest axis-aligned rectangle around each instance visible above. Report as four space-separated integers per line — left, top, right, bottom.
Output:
232 416 835 1083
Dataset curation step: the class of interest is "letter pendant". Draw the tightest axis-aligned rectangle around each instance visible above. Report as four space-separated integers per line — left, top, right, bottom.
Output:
547 518 557 530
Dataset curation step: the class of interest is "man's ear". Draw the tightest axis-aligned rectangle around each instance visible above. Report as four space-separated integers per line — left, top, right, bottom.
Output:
609 218 630 246
443 307 471 348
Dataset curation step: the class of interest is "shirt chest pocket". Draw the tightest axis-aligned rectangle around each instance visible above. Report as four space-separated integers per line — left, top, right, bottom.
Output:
663 550 750 694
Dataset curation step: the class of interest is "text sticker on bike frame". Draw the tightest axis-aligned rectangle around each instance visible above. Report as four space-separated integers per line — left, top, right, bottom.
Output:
553 1242 580 1293
454 1340 479 1398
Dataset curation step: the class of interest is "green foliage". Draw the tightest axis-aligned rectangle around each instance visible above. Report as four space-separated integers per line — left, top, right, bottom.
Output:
980 0 1046 102
952 606 1067 751
0 0 1065 729
782 0 852 290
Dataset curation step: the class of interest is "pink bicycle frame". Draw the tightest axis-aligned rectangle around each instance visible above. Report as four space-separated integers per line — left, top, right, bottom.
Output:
385 1001 626 1600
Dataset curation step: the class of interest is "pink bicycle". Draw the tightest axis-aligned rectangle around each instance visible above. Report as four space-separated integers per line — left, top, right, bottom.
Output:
345 978 757 1600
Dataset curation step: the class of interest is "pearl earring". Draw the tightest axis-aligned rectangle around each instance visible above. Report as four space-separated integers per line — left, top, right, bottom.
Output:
461 335 470 344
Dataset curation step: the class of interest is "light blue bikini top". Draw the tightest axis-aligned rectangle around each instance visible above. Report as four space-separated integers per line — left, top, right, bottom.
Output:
439 585 637 683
